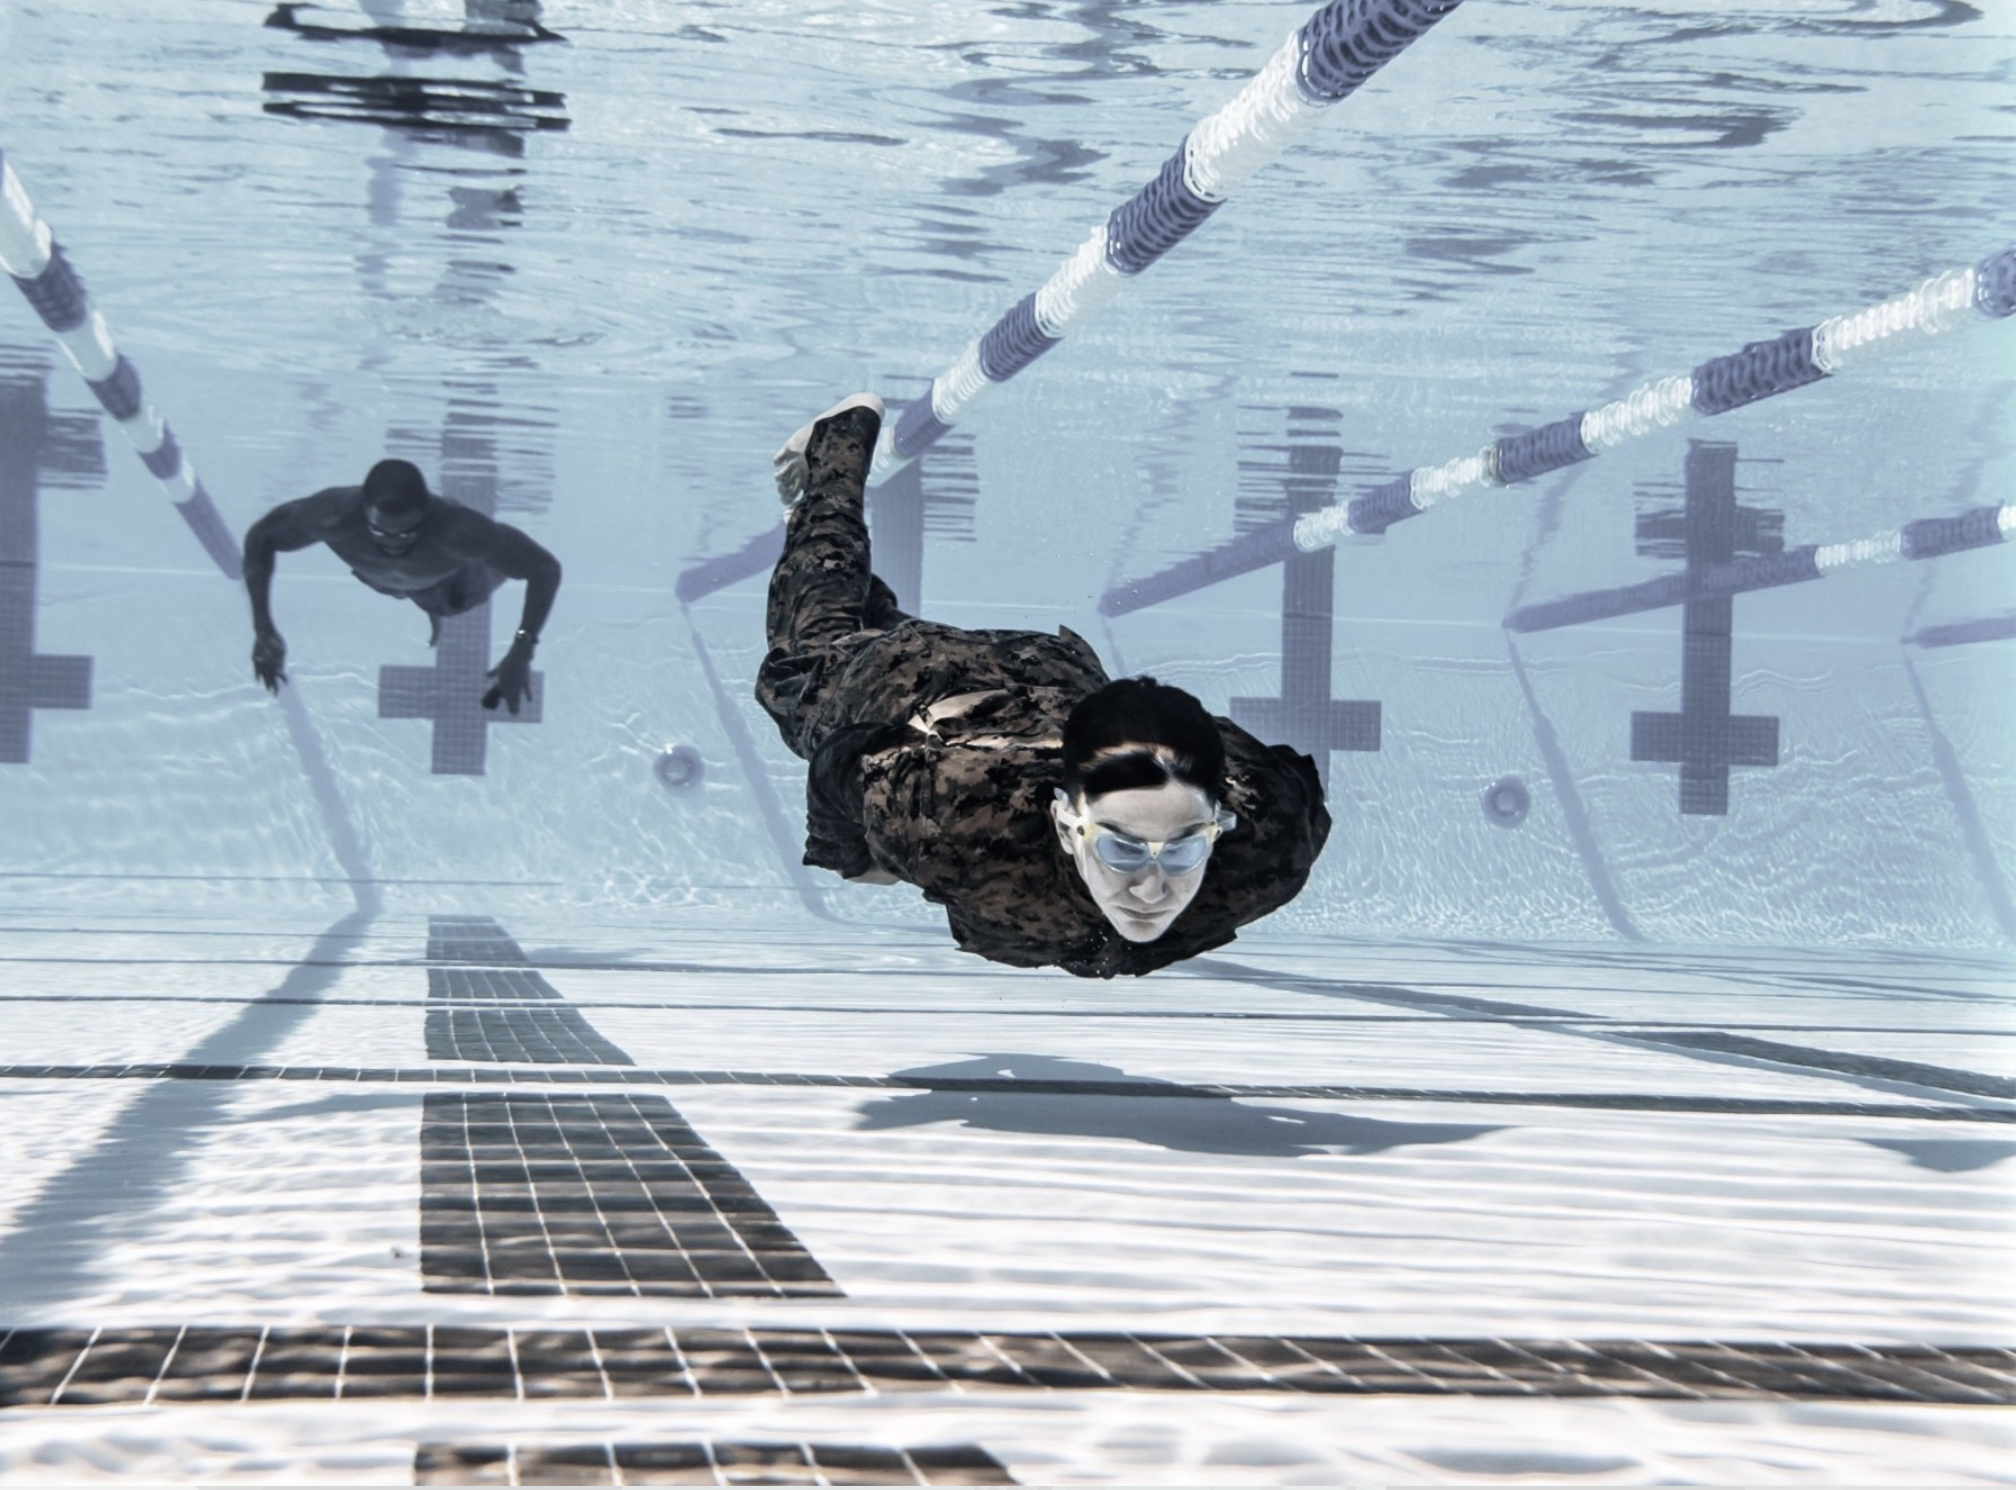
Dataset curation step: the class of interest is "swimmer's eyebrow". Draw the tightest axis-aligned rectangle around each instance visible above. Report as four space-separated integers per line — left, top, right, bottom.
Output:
1091 819 1215 839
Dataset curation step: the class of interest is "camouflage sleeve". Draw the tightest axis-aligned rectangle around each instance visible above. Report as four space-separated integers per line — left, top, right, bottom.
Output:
1180 726 1332 933
802 722 910 878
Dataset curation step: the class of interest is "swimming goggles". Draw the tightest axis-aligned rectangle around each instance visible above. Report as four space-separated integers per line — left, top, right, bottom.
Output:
366 509 423 549
1054 790 1235 875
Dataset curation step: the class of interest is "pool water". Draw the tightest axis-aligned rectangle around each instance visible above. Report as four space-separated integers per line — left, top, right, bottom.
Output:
0 0 2011 1483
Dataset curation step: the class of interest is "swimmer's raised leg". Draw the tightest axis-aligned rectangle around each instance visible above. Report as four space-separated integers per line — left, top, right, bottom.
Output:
765 393 885 659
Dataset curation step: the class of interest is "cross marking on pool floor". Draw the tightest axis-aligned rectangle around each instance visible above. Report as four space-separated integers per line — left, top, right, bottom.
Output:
0 366 94 764
374 365 545 773
1629 441 1781 815
1231 409 1380 786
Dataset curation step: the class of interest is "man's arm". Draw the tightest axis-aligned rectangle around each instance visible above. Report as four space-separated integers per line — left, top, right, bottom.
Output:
438 511 562 713
241 497 330 692
440 511 562 636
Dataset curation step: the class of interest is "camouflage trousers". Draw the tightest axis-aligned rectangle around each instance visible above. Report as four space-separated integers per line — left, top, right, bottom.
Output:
756 408 911 761
756 406 1107 763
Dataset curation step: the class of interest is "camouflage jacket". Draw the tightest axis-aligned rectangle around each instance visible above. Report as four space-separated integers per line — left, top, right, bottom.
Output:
772 620 1331 978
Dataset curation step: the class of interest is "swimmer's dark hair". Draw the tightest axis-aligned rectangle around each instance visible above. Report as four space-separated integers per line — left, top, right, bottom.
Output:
1061 675 1226 803
362 458 429 516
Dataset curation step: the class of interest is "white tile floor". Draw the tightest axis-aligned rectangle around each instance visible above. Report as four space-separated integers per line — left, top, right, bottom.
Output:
0 905 2011 1484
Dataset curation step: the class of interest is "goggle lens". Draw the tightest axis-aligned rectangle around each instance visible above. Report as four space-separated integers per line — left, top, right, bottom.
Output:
1055 792 1234 877
1092 831 1212 875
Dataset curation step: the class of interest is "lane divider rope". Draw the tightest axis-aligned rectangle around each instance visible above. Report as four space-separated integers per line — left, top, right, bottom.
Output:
873 0 1466 479
1505 502 2015 634
0 147 242 579
1102 248 2016 616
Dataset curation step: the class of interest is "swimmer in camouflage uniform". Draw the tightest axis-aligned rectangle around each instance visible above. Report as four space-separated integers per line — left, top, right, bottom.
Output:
758 395 1329 978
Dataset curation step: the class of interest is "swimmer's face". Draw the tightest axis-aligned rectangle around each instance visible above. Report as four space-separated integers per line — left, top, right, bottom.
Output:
364 501 426 557
1052 777 1222 943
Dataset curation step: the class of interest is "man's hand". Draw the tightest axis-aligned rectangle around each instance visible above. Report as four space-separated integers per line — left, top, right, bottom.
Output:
252 630 288 693
482 636 536 714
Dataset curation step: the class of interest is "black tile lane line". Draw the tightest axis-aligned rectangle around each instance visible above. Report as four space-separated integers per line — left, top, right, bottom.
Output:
417 920 839 1297
427 1005 635 1065
14 993 2016 1043
425 915 631 1065
1 1326 2009 1407
420 1093 841 1299
1190 955 2008 1009
8 949 2005 1006
415 1440 1018 1485
0 1061 2009 1121
1188 958 2016 1104
427 916 535 966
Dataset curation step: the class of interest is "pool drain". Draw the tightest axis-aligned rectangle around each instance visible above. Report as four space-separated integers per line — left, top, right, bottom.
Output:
655 744 704 791
1482 776 1531 828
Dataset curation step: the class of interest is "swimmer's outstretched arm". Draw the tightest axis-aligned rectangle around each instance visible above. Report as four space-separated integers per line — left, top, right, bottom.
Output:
241 496 331 693
434 509 562 714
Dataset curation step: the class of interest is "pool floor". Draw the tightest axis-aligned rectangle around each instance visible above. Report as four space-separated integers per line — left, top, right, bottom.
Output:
0 909 2010 1484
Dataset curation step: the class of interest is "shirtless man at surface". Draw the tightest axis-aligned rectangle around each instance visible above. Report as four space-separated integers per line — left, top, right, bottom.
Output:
241 458 560 713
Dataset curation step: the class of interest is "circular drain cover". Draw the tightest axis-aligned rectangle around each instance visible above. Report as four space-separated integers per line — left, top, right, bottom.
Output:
1482 775 1531 828
655 744 704 791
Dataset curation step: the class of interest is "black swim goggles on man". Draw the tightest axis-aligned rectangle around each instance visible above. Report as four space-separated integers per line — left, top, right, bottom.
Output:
1053 790 1236 875
365 506 424 554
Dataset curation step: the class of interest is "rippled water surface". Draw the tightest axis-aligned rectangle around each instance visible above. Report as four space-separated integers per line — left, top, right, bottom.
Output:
0 0 2011 945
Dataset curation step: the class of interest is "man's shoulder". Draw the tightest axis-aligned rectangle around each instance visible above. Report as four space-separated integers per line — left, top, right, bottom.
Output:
425 495 483 525
289 486 362 533
428 499 507 546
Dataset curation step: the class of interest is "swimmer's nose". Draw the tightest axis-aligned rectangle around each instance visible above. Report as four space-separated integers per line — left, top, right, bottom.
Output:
1128 868 1171 905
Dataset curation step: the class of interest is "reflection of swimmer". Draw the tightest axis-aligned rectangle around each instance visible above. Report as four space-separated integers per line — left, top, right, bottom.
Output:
241 459 561 713
759 395 1330 979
